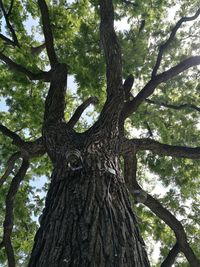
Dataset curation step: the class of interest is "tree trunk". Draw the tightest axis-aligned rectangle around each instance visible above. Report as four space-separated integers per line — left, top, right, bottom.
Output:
28 128 150 267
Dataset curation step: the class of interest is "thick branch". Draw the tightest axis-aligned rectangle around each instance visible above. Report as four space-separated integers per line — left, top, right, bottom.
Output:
0 124 25 147
38 0 58 66
44 63 68 124
0 124 46 158
152 8 200 77
0 33 15 46
146 99 200 112
124 154 200 267
121 138 200 159
67 96 98 129
2 159 29 267
123 56 200 118
0 152 21 187
144 189 199 266
0 52 50 81
161 243 180 267
99 0 123 97
7 0 14 17
0 0 19 47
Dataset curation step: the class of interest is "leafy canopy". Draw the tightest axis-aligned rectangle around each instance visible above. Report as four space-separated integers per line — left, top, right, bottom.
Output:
0 0 200 266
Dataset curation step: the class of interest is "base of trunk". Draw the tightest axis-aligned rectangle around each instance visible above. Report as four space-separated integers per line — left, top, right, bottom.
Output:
28 157 150 267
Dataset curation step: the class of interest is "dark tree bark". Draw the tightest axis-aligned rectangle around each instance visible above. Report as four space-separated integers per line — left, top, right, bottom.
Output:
28 139 150 266
1 1 200 266
27 63 150 266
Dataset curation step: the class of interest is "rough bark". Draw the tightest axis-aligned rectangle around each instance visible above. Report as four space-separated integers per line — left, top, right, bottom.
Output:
28 131 150 266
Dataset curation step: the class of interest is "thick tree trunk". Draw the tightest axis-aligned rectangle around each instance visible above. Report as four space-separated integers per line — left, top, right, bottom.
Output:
28 130 150 267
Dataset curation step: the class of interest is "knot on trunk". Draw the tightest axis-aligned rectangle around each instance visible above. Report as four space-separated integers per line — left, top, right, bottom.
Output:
65 149 83 171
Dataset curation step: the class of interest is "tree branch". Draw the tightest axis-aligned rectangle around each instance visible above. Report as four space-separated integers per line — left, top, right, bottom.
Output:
124 153 200 267
0 124 46 158
30 43 46 55
0 52 51 81
2 159 29 267
161 243 180 267
7 0 14 17
38 0 58 67
121 137 200 159
123 56 200 118
152 8 200 77
146 99 200 112
0 123 25 147
99 0 123 98
0 151 21 187
0 0 19 47
144 188 199 266
44 63 68 124
0 33 15 46
67 96 98 129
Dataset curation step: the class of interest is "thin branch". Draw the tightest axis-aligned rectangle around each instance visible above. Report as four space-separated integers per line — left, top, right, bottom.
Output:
67 96 98 129
124 153 200 267
146 99 200 112
99 0 123 97
123 56 200 118
38 0 58 67
161 243 180 267
121 137 200 159
0 151 21 187
152 8 200 77
0 52 51 81
2 159 29 267
0 0 19 47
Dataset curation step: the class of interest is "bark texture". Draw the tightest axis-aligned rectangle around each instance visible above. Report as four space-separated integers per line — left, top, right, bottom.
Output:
28 129 150 267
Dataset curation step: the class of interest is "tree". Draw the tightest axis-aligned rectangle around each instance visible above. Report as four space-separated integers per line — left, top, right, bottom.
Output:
0 0 200 266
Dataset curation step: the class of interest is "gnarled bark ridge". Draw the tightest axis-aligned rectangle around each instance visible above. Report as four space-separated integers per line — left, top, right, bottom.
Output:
28 131 150 266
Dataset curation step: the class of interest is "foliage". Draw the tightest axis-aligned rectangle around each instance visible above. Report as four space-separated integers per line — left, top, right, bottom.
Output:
0 0 199 266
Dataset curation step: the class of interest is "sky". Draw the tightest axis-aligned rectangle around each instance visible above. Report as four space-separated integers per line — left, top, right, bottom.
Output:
0 3 195 265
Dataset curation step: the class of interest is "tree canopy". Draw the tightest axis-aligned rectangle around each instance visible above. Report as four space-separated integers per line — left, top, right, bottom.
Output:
0 0 200 266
